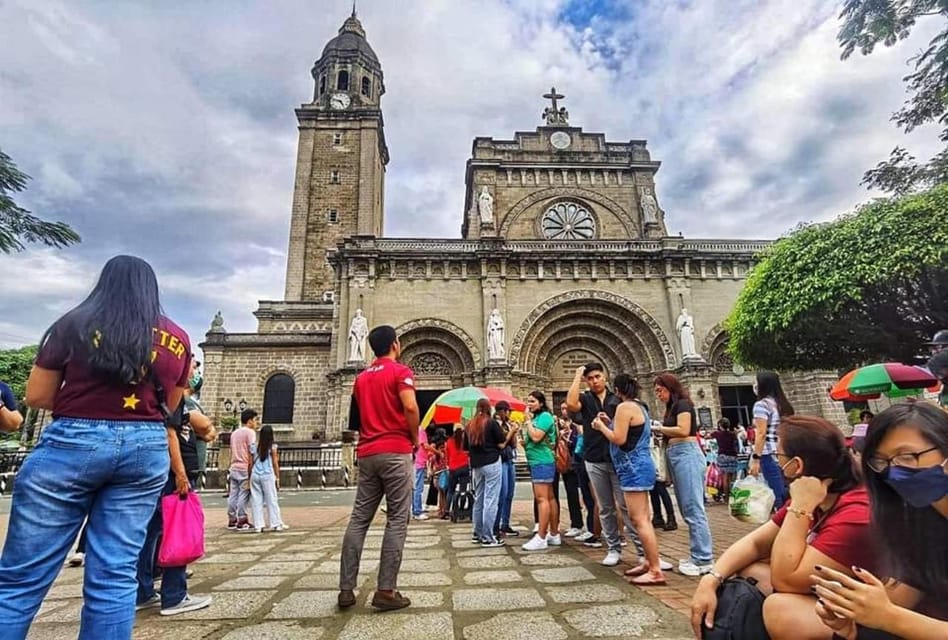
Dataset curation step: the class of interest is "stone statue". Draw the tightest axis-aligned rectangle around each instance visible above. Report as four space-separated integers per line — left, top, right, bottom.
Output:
639 186 659 225
676 308 697 358
347 309 369 362
209 310 225 333
487 308 506 360
542 87 569 125
477 186 494 226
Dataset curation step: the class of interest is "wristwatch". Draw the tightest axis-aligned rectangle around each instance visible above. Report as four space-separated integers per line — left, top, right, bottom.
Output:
751 453 761 460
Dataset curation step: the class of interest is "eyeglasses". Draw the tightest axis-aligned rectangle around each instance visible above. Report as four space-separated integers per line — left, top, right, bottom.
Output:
866 446 941 473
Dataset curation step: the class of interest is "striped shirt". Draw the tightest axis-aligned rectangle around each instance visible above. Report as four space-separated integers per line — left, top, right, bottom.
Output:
753 398 780 456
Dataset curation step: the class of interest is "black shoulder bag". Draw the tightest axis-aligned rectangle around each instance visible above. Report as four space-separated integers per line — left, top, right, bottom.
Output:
701 576 771 640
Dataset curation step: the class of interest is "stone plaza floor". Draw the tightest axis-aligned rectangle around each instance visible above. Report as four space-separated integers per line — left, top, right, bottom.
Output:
3 489 757 639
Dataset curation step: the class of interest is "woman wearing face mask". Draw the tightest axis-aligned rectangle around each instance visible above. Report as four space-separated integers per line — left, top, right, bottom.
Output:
812 403 948 640
690 415 874 640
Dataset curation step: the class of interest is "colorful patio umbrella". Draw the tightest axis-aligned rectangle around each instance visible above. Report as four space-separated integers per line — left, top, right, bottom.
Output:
830 363 940 402
420 386 526 428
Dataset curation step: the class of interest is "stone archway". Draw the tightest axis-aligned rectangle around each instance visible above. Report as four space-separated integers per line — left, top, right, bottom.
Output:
510 290 675 382
499 186 637 238
395 318 480 376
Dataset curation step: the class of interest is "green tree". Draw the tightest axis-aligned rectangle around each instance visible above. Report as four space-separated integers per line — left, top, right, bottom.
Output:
726 184 948 370
0 345 38 406
838 1 948 193
0 149 81 253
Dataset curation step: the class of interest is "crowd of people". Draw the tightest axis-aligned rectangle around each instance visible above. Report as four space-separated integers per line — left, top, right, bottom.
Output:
0 257 945 640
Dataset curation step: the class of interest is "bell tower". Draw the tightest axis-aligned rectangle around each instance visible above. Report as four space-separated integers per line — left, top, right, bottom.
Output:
284 10 389 302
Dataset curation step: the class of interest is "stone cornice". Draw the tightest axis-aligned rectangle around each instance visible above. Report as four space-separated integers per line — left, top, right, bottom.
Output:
254 300 334 321
200 332 332 350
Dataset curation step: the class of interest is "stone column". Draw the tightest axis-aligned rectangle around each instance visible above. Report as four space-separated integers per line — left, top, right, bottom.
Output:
675 361 718 429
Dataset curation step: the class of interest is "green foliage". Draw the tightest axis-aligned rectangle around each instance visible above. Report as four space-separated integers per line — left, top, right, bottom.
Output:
0 344 38 406
727 184 948 370
0 149 81 253
838 1 948 193
220 416 239 431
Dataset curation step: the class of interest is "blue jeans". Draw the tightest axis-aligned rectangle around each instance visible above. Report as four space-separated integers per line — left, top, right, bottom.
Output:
412 467 426 516
494 459 515 530
0 418 169 640
471 460 502 541
666 441 714 564
760 454 787 510
137 476 194 609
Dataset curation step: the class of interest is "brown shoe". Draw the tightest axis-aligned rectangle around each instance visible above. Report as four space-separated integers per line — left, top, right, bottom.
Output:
370 590 411 611
337 590 356 609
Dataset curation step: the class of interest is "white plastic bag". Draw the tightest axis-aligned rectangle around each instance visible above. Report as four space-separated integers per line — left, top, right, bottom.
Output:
729 475 775 524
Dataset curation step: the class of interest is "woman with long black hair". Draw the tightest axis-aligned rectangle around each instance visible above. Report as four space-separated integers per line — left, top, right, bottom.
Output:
249 424 288 533
464 398 506 547
813 403 948 639
0 255 192 639
749 370 796 509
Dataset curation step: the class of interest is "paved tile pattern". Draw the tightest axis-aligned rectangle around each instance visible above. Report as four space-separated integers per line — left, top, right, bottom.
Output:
18 499 753 638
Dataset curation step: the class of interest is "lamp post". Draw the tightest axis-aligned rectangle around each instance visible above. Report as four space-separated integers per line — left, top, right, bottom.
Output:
222 397 248 422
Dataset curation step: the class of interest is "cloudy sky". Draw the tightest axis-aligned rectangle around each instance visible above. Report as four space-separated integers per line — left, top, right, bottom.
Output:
0 0 940 350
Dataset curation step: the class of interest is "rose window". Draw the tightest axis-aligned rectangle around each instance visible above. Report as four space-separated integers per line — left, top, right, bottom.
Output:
540 202 596 240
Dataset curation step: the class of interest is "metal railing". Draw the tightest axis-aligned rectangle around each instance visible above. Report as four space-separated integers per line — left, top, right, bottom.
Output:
204 443 343 470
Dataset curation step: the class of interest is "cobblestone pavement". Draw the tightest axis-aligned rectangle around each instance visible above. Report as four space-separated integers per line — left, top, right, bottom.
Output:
11 493 755 639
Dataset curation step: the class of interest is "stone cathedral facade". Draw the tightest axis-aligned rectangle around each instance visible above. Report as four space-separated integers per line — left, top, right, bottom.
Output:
200 13 842 440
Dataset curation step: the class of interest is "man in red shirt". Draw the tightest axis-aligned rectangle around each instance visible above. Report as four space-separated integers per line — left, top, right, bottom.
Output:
338 325 419 612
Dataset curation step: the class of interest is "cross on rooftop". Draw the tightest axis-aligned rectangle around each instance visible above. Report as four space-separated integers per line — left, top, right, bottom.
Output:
543 87 565 112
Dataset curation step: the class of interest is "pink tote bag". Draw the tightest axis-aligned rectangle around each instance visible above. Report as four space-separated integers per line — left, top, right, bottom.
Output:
158 491 205 567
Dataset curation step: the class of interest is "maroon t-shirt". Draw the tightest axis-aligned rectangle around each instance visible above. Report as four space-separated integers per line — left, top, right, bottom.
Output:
35 316 191 421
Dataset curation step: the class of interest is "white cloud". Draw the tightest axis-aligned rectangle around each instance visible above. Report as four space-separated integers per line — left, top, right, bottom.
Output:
0 0 943 348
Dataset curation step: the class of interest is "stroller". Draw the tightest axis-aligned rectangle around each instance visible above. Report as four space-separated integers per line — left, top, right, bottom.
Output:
449 472 473 523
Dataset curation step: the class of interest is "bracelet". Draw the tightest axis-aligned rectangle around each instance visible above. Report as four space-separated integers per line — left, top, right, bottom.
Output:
787 507 814 521
708 569 727 585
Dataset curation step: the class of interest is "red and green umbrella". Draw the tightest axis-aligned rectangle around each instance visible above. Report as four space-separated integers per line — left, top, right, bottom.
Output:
420 386 526 428
830 363 940 402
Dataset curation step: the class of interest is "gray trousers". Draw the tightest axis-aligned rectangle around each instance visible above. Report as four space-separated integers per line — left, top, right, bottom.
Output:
227 469 250 520
584 460 644 555
340 453 413 592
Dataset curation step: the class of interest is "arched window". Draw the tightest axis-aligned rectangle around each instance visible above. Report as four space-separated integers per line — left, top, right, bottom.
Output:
318 74 326 96
361 76 371 97
336 70 349 91
263 374 295 424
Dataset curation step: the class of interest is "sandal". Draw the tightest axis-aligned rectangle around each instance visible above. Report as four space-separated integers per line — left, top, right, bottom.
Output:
624 563 648 577
629 572 666 586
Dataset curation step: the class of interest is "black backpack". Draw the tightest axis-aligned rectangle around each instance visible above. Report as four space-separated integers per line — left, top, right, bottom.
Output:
701 577 771 640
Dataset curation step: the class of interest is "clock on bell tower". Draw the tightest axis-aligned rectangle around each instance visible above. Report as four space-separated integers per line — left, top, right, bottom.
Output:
284 10 389 302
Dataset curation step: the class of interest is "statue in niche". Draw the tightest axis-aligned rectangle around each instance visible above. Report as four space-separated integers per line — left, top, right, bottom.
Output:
639 186 660 225
487 308 506 360
347 309 369 362
477 186 494 226
676 308 698 358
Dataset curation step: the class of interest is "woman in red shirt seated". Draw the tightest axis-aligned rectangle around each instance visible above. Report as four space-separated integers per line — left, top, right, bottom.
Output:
445 424 471 518
813 402 947 640
691 415 873 640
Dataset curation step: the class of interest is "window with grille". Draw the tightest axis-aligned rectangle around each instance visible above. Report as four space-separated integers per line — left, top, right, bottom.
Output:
361 76 371 97
328 209 338 223
333 132 343 145
330 170 340 184
263 374 295 424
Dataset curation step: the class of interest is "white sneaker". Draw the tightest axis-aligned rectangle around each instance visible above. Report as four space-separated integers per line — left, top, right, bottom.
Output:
135 594 160 611
532 523 539 533
660 558 673 571
160 594 212 616
601 550 622 566
521 534 549 551
546 533 562 546
67 552 85 567
412 513 429 521
678 560 714 576
575 530 594 542
270 524 290 532
564 527 583 538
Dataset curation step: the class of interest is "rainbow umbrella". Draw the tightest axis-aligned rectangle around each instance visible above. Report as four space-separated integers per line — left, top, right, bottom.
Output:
830 363 940 402
420 386 526 428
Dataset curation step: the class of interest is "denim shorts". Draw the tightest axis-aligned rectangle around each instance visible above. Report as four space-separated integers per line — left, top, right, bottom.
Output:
529 462 555 484
612 446 656 492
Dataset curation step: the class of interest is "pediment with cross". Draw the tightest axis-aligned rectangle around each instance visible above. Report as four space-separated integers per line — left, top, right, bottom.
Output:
542 87 569 126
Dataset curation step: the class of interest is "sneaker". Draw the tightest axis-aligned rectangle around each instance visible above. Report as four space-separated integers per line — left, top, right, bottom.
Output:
564 527 583 538
185 568 194 579
338 589 357 609
582 536 603 548
601 550 622 566
575 530 594 542
226 519 237 530
481 538 506 548
521 534 549 552
619 537 629 547
660 558 674 571
532 523 539 533
271 523 290 532
67 552 85 567
160 594 212 616
135 594 160 611
663 521 678 531
239 527 262 534
501 526 520 537
234 522 252 532
547 533 562 546
371 590 411 611
678 560 714 577
412 513 429 521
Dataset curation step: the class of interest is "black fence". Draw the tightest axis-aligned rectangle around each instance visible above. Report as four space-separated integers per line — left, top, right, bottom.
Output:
205 443 343 470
